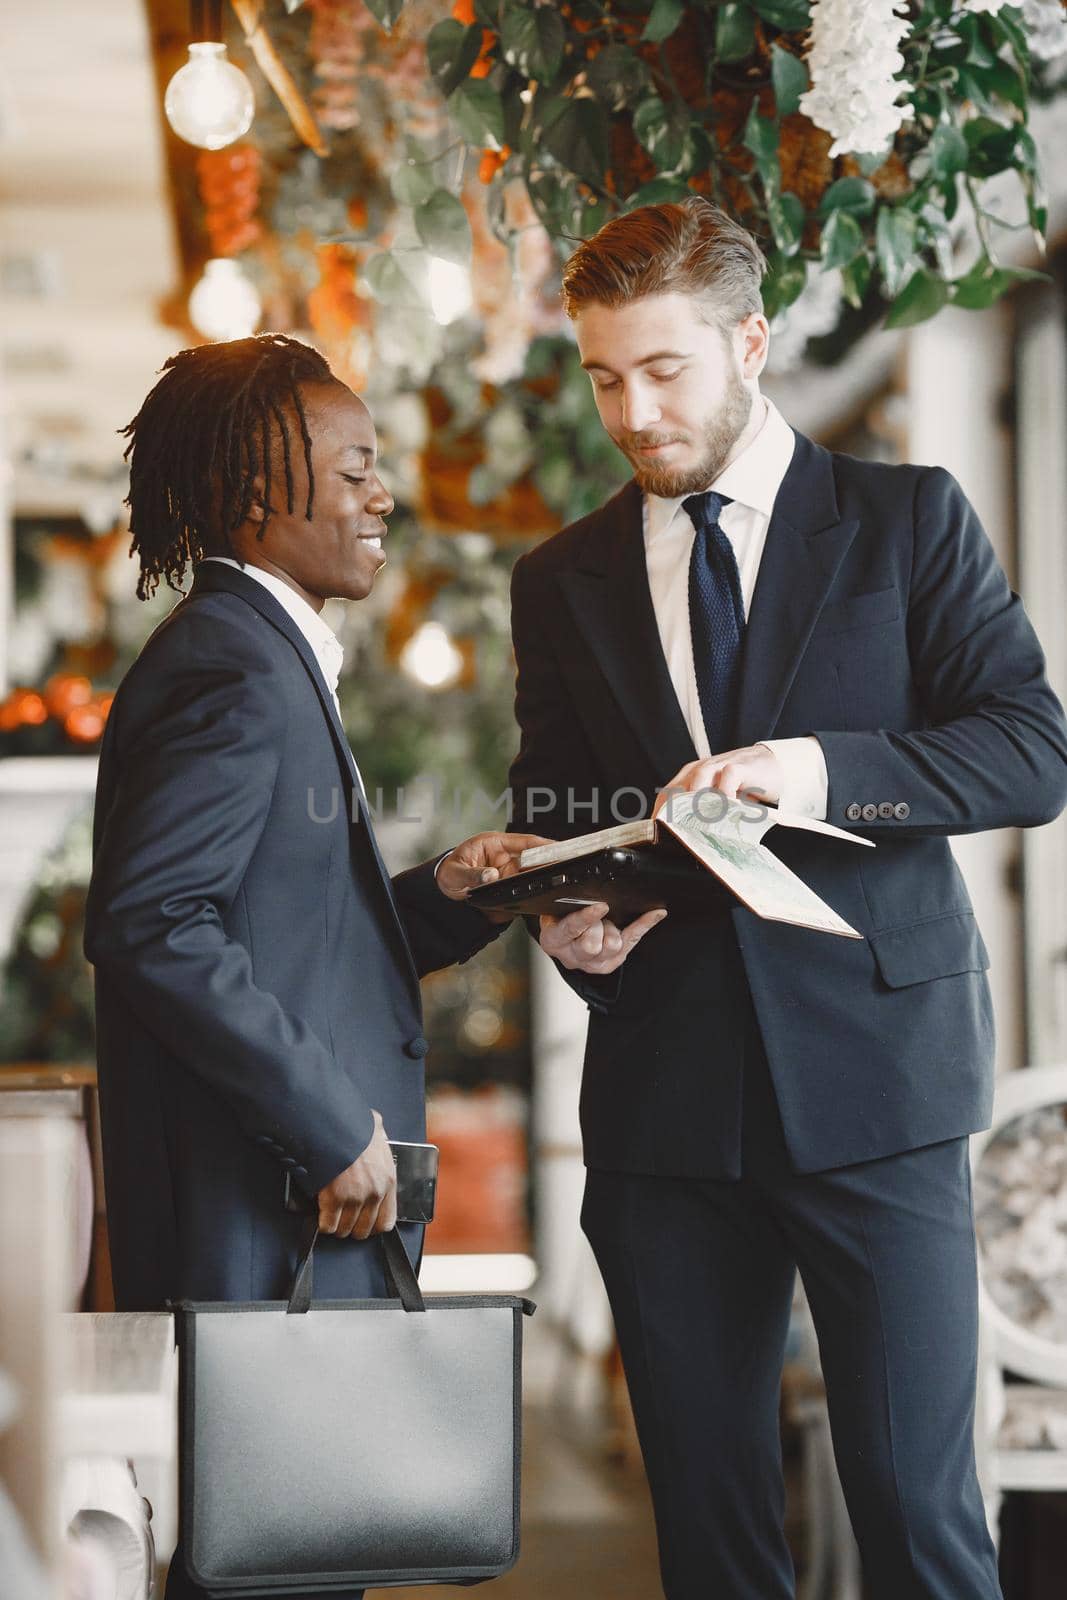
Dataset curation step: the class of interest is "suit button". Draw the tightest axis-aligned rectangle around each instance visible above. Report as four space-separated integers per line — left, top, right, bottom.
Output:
254 1135 273 1148
878 802 894 819
293 1165 308 1179
404 1036 430 1060
861 804 878 822
280 1156 296 1169
894 801 910 820
845 803 862 822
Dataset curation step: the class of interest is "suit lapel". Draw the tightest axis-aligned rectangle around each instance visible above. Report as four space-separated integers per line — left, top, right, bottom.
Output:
186 562 422 1006
733 432 859 748
558 480 698 785
557 432 860 778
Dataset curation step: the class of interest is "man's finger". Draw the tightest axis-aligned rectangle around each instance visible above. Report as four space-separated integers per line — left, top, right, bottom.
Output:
352 1196 381 1242
622 908 668 947
317 1201 342 1236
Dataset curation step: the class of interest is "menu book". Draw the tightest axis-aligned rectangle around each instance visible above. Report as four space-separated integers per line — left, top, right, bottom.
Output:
468 792 874 938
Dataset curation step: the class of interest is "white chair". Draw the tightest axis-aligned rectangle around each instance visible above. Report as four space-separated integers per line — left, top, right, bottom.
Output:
971 1063 1067 1541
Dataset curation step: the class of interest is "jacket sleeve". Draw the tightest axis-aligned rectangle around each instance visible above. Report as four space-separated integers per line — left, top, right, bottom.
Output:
391 856 506 978
816 465 1067 836
84 628 374 1193
507 553 623 1012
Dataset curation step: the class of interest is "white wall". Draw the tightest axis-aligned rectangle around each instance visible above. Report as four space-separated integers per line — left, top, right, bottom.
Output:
903 302 1025 1073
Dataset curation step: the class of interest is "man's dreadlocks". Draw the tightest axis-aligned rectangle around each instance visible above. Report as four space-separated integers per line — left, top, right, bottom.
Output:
120 333 336 600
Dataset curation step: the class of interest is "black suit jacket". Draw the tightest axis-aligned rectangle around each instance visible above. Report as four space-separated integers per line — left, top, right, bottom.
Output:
508 432 1067 1177
85 560 495 1310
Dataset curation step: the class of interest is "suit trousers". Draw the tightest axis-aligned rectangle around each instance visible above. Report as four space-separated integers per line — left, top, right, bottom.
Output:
581 958 1003 1600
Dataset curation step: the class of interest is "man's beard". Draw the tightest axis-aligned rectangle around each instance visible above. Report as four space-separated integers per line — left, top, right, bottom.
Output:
619 369 753 498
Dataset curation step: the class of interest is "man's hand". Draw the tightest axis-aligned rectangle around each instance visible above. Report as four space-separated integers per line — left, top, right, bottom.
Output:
539 901 667 976
653 743 783 817
317 1109 397 1239
436 831 553 906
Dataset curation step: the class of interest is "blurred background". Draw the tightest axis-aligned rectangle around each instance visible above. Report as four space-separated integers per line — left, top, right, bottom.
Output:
1 2 1066 1596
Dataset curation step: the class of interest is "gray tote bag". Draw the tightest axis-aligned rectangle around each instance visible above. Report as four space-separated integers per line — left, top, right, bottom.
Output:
174 1220 534 1594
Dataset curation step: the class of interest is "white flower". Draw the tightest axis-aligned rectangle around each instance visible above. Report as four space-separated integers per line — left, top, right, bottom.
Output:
1022 0 1067 61
966 0 1009 14
799 0 915 158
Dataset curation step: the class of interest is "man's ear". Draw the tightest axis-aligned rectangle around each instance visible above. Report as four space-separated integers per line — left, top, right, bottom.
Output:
246 480 267 523
740 313 770 379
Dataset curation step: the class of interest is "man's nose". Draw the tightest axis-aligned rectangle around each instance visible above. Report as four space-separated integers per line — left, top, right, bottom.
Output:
368 477 394 516
621 385 660 433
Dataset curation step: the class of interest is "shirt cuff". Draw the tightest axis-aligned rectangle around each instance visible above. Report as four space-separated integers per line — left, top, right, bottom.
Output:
432 850 453 887
759 737 828 820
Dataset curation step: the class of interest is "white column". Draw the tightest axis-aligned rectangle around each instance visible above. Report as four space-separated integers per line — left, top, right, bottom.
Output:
529 944 613 1355
904 304 1024 1073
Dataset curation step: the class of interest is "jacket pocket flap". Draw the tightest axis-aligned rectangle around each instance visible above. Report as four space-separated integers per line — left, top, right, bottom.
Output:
869 912 990 989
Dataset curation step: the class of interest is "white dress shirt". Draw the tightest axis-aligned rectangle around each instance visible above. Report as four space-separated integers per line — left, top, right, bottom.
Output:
643 395 828 818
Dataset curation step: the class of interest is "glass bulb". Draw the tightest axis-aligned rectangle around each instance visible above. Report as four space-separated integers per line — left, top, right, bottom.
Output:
164 42 255 150
429 257 472 326
188 259 262 341
400 623 464 690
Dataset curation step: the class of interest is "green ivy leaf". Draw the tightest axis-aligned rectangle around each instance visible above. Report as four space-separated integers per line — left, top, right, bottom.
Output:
875 206 918 298
884 268 950 329
751 0 812 30
427 20 483 99
363 252 422 305
817 177 877 219
448 81 506 149
963 116 1019 178
415 190 472 265
768 190 805 256
624 176 692 209
363 0 405 32
634 94 691 173
715 3 756 63
391 159 437 207
587 44 649 111
474 0 501 26
928 122 969 180
771 44 809 118
820 209 865 270
762 251 807 321
642 0 685 43
951 256 1049 310
840 253 872 310
540 95 610 188
742 104 779 178
500 5 566 83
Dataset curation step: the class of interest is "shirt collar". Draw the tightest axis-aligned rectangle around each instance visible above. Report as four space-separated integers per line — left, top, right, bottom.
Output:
200 556 344 691
645 395 796 544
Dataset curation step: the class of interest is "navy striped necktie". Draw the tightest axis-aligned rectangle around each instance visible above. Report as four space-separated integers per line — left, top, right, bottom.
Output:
684 491 744 755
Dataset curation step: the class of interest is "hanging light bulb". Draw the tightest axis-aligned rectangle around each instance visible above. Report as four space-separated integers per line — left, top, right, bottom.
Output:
164 41 255 150
400 622 465 690
428 257 473 326
188 259 262 341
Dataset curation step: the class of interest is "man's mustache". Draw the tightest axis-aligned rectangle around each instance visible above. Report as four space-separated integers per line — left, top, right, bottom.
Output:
619 431 689 450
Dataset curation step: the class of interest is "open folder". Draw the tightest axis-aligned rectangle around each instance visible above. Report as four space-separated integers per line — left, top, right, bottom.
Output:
469 792 875 938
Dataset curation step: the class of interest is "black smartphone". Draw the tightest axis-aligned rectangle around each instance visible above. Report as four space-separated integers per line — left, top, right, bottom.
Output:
282 1139 439 1224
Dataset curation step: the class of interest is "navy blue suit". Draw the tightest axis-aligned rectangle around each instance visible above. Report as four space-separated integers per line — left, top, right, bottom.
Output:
85 560 497 1596
507 434 1067 1598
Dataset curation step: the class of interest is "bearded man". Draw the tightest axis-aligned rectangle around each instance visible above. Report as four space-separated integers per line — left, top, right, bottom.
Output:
507 198 1067 1600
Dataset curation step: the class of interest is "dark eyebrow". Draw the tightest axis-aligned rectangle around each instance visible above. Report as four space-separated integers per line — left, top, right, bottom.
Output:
580 350 691 374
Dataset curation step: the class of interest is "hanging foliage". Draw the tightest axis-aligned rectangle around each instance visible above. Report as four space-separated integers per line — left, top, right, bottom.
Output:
297 0 1062 329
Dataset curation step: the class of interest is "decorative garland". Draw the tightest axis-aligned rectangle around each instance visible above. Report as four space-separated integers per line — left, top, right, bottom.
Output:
310 0 1065 329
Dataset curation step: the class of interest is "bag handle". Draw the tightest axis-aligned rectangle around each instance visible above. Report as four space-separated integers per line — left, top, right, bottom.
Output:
287 1215 426 1315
